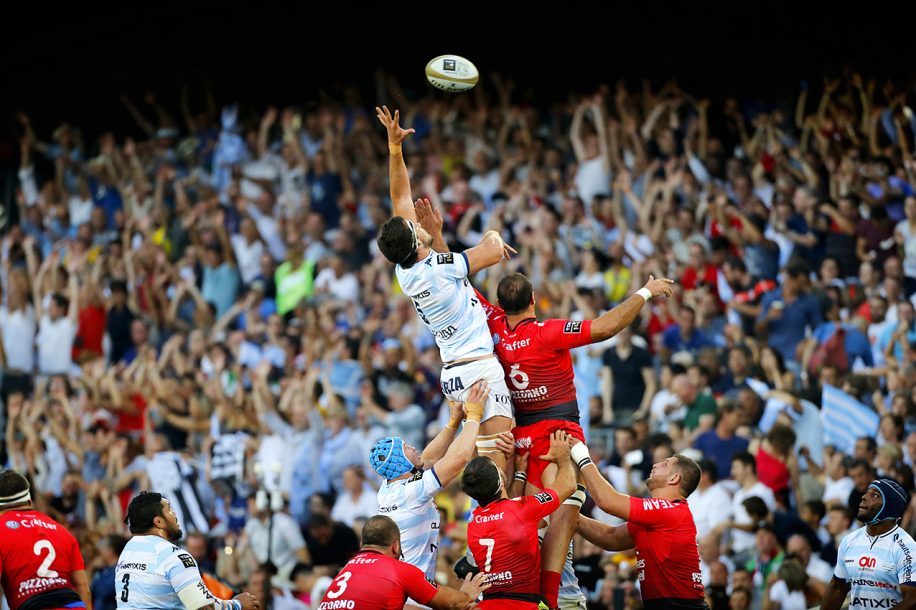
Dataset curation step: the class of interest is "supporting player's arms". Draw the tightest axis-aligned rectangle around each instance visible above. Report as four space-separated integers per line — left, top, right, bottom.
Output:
428 573 489 610
576 516 634 551
70 569 92 610
433 382 489 486
568 438 632 520
376 106 416 222
819 577 851 610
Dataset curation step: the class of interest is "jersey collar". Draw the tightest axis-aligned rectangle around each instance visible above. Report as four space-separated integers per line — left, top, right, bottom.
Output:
504 317 537 334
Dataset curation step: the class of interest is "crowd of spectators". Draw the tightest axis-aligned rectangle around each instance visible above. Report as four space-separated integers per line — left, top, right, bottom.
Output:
2 70 916 610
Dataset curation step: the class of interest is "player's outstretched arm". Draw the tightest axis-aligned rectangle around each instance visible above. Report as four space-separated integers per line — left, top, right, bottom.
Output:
433 382 489 486
428 572 490 610
376 105 416 222
576 515 635 552
464 230 516 274
589 275 675 342
420 399 464 467
567 437 632 520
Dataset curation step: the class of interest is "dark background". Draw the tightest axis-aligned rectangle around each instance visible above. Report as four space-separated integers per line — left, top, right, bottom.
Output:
3 3 916 152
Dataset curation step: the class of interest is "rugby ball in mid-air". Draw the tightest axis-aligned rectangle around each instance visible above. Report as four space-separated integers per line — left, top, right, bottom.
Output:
425 55 479 92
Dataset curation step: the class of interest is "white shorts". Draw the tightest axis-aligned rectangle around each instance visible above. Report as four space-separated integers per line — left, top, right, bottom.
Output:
440 356 513 422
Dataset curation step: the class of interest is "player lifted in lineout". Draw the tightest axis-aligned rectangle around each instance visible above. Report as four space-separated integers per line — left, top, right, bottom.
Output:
375 106 517 469
414 194 675 608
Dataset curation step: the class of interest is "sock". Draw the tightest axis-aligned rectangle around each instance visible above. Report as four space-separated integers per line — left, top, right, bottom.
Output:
540 570 562 609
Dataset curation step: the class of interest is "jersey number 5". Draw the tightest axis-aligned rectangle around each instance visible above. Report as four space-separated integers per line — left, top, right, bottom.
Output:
326 571 351 599
33 540 59 578
479 538 495 572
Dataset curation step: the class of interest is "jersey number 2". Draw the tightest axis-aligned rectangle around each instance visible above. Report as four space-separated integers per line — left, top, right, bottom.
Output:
326 571 351 599
33 540 59 578
479 538 495 572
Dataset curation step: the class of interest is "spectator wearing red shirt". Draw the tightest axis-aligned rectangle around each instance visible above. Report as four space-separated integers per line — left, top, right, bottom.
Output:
755 423 797 509
318 515 487 610
0 470 92 610
682 242 721 305
569 443 709 609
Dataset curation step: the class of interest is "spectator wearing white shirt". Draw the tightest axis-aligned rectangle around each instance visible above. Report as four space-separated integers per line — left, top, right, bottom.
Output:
313 256 359 304
330 466 377 530
785 534 831 596
0 269 37 397
231 217 266 286
688 458 734 541
34 255 79 377
723 451 777 561
361 381 425 450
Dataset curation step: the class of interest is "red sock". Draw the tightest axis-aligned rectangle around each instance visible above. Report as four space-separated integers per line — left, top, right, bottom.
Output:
540 570 562 609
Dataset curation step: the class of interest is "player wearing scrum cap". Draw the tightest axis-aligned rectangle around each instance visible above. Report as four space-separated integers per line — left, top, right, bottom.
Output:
822 478 916 610
375 106 516 471
369 382 489 609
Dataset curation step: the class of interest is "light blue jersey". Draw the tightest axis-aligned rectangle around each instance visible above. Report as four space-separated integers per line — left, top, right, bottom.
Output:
115 535 208 610
377 468 443 582
396 250 493 363
834 525 916 609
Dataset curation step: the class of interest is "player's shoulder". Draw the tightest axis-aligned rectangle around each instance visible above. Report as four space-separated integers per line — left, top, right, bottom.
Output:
2 509 68 536
889 527 916 552
542 318 585 334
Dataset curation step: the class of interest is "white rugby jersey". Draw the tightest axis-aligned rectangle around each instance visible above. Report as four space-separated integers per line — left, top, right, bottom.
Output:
396 250 493 363
115 535 210 610
376 468 443 581
834 525 916 609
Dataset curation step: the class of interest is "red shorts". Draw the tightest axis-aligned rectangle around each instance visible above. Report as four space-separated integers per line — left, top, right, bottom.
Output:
511 420 585 489
480 599 540 609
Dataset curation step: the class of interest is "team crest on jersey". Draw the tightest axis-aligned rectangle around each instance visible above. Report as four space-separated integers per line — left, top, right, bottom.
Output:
178 554 196 568
5 520 19 529
563 321 582 334
534 492 553 504
437 253 454 264
408 471 424 482
492 334 500 345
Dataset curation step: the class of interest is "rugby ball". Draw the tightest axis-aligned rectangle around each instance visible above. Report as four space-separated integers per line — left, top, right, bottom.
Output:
425 55 479 92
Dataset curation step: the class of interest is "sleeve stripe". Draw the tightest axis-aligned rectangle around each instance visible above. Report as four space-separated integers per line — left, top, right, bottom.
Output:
901 582 916 588
429 467 442 487
460 251 470 274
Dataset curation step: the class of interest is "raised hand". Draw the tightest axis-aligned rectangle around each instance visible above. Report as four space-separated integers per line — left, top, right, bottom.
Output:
642 275 675 299
375 106 415 146
414 197 443 236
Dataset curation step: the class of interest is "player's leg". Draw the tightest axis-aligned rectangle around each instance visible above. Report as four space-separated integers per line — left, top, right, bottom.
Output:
527 422 588 610
477 358 514 471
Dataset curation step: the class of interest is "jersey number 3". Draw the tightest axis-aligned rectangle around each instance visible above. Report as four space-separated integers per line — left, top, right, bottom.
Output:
326 571 351 599
121 574 130 602
33 540 59 578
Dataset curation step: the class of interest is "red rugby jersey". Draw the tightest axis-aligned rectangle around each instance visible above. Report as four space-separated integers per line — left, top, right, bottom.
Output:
476 290 592 419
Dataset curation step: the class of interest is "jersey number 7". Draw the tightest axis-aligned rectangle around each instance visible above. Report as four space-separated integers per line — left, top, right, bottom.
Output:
479 538 495 572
